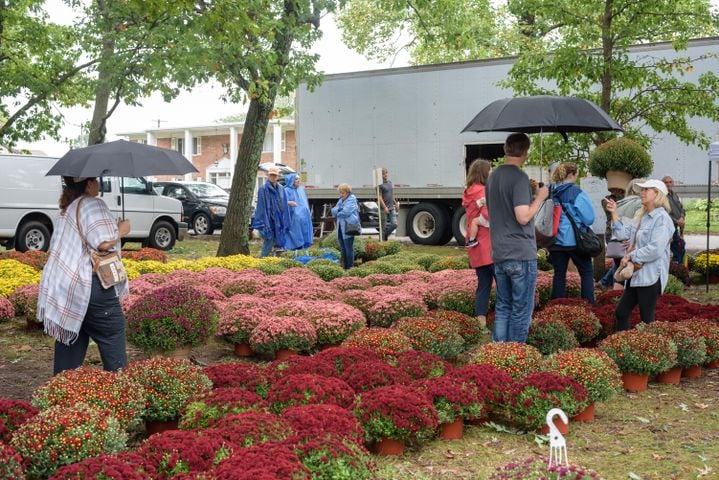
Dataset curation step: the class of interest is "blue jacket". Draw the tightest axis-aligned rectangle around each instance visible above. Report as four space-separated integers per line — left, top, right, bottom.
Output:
331 194 360 240
251 180 291 245
552 183 595 247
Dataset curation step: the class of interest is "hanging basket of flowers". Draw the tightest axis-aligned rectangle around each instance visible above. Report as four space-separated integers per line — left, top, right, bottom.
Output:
588 137 653 187
470 342 543 378
354 384 438 447
506 372 589 432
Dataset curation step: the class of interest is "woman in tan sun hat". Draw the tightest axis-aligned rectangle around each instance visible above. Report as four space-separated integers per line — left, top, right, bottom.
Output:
605 179 675 331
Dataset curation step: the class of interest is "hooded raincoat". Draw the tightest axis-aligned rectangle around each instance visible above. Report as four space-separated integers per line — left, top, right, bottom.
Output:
283 173 314 250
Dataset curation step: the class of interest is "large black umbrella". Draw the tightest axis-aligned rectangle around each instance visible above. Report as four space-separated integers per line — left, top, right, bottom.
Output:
47 139 198 218
461 95 624 180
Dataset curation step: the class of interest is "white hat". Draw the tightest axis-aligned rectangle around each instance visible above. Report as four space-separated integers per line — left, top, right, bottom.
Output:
267 166 280 176
635 179 668 195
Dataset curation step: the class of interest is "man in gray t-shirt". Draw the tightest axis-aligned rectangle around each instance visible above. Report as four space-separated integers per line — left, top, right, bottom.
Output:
379 168 399 241
485 133 548 343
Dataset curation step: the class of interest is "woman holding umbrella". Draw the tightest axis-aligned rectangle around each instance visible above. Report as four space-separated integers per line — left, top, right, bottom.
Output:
38 177 131 375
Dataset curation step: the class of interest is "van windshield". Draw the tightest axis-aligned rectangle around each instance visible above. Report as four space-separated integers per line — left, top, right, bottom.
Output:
186 183 228 198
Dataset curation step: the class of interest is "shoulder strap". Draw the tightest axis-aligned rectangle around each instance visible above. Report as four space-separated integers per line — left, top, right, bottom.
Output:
560 202 580 230
75 197 90 252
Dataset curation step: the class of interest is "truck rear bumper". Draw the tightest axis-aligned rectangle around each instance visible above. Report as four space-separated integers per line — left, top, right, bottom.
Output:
177 222 188 241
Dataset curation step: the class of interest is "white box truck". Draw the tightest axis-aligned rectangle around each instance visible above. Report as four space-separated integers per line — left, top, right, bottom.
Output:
0 154 188 252
296 37 719 245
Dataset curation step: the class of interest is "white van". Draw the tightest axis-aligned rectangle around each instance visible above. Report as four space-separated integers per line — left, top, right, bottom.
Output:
0 154 188 251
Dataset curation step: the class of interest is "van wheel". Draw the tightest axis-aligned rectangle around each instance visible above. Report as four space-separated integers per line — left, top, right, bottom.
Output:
452 207 468 246
406 203 451 245
149 221 176 250
193 213 213 235
17 221 51 252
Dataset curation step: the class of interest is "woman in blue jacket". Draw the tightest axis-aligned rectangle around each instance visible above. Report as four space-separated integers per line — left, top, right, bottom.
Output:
331 183 360 269
549 163 596 304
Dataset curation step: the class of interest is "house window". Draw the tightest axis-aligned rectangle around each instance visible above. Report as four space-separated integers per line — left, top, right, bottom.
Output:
172 138 185 155
192 137 202 155
262 131 286 153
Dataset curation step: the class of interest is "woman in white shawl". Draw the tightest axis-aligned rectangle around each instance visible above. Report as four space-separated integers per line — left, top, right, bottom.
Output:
38 177 131 375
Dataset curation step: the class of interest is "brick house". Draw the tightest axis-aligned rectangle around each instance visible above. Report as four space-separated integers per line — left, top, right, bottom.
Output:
117 118 296 189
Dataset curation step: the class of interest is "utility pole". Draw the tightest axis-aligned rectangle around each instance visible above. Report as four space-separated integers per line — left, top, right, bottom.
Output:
151 118 167 128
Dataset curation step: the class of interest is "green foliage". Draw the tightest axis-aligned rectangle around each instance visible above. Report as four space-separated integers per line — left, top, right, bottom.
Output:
306 262 347 281
415 253 442 271
537 249 552 271
588 137 653 179
527 320 580 355
428 256 470 272
664 274 685 295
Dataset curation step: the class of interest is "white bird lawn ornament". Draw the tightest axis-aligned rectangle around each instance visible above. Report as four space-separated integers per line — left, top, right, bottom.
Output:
546 408 569 468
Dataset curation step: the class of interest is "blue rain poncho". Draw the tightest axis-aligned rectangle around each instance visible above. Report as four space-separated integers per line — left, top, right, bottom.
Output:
283 173 314 250
251 179 291 246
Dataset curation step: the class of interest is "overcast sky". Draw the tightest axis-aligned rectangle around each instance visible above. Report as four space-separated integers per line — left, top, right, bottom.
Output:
18 2 409 155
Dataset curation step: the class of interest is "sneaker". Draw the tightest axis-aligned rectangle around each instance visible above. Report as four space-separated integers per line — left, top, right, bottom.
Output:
466 238 478 248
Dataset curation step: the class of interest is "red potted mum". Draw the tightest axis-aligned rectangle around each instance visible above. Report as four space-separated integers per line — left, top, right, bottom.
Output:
209 442 310 480
687 318 719 368
0 398 38 442
390 350 453 380
393 316 466 359
527 319 580 355
639 322 707 381
415 376 485 440
535 305 602 345
341 328 413 359
354 384 439 455
49 453 153 480
283 403 365 445
292 436 375 480
267 374 356 412
428 309 486 345
31 367 145 429
124 357 213 432
267 355 337 380
340 361 411 393
470 342 543 378
179 387 268 430
506 372 589 434
0 443 24 480
313 346 381 375
599 330 677 392
211 411 295 447
546 348 622 421
202 362 269 398
448 364 513 419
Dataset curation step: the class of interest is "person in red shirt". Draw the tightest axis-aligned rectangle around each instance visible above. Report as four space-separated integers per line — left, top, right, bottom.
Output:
462 159 494 322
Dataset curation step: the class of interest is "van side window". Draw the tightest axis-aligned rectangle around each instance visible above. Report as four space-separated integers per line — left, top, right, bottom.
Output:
100 178 112 193
121 177 150 195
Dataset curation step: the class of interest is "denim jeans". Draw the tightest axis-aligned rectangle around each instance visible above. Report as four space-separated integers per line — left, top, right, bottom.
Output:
548 249 595 304
493 259 537 343
337 232 355 269
260 236 276 257
54 275 127 375
383 208 397 240
474 264 495 316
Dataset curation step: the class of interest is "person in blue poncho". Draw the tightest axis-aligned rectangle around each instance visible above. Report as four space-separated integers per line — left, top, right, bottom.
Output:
251 166 291 257
283 173 314 251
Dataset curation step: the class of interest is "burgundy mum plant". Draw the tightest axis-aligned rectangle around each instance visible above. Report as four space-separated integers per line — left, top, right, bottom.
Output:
0 443 24 479
179 387 268 430
471 342 543 378
211 411 295 447
202 362 270 398
283 403 364 445
48 453 153 480
267 374 356 412
340 360 411 393
354 384 439 444
390 350 453 380
292 436 375 480
0 398 38 443
415 376 485 423
313 346 381 375
208 441 310 480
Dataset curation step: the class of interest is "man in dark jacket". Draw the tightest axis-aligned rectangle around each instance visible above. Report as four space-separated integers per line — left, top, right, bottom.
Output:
252 166 291 257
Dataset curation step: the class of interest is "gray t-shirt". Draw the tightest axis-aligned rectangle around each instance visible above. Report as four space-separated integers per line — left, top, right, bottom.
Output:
379 181 394 208
485 164 537 262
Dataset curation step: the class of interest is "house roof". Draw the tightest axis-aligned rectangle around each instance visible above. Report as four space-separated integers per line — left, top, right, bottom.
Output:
116 118 294 139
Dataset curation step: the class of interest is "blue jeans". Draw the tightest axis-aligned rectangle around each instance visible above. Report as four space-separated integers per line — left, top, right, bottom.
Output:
54 276 127 375
260 236 275 257
337 232 355 269
601 259 621 287
549 249 595 304
474 264 495 316
493 259 537 343
383 208 397 240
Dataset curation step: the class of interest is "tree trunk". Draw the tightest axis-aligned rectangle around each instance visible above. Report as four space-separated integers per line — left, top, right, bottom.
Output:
217 97 275 256
88 2 115 146
599 0 613 114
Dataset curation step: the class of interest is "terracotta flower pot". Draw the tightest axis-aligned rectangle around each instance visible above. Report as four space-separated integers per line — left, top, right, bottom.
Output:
373 437 405 456
655 366 682 385
540 417 569 435
572 403 595 423
275 349 298 361
621 372 649 392
439 418 464 440
681 365 702 379
145 419 179 436
233 342 253 357
705 359 719 369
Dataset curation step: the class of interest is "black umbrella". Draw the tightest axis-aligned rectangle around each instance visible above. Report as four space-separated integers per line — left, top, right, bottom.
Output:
461 95 624 180
47 139 198 218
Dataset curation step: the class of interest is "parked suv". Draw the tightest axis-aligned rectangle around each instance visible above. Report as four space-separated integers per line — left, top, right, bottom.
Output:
154 181 228 235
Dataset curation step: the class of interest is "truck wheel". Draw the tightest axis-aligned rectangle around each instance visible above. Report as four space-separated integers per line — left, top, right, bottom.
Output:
406 203 451 245
17 221 51 252
193 213 213 235
452 207 468 246
149 220 176 250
